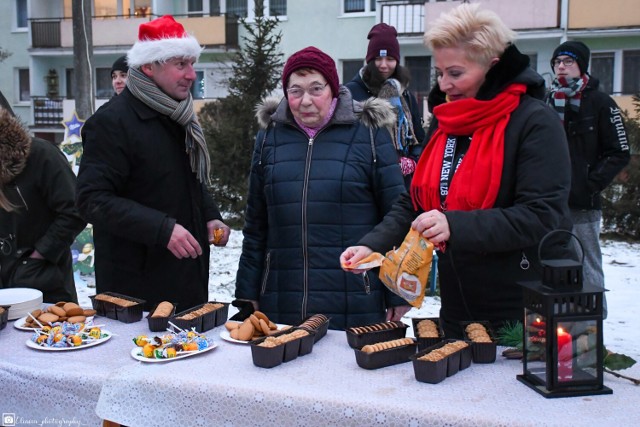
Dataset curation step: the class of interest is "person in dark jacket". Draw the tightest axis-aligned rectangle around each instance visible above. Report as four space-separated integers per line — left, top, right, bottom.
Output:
234 46 410 330
77 16 230 311
547 41 630 318
341 4 572 338
346 23 426 189
0 103 85 303
110 55 129 96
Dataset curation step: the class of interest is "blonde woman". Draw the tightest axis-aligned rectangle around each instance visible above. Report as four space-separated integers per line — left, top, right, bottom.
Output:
342 4 572 338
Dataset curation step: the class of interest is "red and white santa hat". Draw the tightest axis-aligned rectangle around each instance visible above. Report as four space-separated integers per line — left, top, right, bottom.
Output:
127 15 202 68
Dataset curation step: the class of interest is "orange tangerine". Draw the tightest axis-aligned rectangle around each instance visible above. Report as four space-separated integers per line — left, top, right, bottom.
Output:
142 343 156 358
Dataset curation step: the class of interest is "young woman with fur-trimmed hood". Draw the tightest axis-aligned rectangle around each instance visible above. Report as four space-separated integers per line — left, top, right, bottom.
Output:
234 47 410 330
0 101 85 303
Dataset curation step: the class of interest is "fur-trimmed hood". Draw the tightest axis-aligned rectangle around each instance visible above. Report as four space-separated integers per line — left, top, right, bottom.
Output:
0 108 31 185
255 86 396 130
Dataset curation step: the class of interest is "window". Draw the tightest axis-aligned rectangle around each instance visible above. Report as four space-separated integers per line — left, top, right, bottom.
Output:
16 0 28 29
96 68 112 99
591 52 614 95
188 0 204 17
622 50 640 95
342 60 363 85
191 71 205 99
209 0 221 15
66 68 75 99
405 56 431 116
188 0 221 16
227 0 248 18
344 0 375 13
269 0 287 16
18 68 30 102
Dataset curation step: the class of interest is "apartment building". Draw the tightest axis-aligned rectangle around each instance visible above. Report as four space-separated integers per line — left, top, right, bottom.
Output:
0 0 638 143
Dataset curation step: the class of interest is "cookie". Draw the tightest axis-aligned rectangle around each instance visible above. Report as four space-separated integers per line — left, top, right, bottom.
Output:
237 319 255 341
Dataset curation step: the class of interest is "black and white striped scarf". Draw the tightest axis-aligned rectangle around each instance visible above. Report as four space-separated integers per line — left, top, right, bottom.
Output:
548 74 589 123
127 66 211 185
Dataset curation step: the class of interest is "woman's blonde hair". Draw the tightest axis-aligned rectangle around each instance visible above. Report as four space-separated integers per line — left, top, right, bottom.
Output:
424 3 516 66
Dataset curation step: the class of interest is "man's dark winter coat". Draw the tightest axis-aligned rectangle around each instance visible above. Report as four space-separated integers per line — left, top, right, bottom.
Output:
77 88 222 311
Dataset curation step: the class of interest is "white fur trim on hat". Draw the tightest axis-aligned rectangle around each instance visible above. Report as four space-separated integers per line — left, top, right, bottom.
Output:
127 35 203 68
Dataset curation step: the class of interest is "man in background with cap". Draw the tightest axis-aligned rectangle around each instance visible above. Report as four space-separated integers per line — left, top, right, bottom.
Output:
547 40 630 317
110 55 129 96
77 15 230 311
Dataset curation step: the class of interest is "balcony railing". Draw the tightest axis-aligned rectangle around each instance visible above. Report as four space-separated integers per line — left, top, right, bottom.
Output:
381 1 425 36
29 14 238 49
31 20 61 48
32 97 63 127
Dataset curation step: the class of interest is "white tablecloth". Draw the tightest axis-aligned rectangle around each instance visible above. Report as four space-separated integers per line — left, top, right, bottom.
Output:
1 315 639 427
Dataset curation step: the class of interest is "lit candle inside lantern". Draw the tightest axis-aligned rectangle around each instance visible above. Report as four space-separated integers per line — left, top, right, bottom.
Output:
532 317 545 328
557 327 573 381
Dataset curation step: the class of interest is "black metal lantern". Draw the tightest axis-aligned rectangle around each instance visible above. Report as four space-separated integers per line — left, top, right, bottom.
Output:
517 231 612 398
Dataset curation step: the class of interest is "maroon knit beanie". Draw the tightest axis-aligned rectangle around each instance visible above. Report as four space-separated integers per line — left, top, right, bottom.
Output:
366 23 400 63
282 46 340 98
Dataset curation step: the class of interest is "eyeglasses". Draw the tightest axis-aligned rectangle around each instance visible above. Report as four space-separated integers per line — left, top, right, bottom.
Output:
552 57 576 67
286 83 328 99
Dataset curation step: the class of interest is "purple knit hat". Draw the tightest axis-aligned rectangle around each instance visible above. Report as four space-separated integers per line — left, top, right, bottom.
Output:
366 23 400 63
282 46 340 98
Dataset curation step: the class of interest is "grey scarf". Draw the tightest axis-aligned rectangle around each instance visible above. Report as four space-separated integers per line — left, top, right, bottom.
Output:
127 67 211 184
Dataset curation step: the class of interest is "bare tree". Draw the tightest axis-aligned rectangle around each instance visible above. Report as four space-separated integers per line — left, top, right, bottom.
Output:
0 47 11 63
72 0 94 119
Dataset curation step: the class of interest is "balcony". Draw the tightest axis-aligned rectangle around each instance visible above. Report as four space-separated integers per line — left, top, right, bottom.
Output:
424 0 560 32
380 1 425 36
568 0 640 30
30 14 238 50
32 97 63 128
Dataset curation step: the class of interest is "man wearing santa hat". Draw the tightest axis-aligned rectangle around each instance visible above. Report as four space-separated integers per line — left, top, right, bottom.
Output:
77 15 230 311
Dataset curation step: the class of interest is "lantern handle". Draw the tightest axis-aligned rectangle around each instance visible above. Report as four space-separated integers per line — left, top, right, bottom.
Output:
537 229 585 265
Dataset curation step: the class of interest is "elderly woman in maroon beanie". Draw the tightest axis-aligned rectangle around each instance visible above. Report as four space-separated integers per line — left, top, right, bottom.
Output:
234 46 411 330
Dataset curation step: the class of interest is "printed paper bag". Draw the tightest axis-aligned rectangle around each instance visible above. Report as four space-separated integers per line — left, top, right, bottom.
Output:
345 229 434 307
380 229 434 307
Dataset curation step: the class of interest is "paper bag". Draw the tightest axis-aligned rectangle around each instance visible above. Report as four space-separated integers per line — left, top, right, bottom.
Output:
345 229 434 307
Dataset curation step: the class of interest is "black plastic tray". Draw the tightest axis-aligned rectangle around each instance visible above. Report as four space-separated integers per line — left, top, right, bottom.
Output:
460 320 497 364
346 321 408 349
298 314 331 343
171 301 228 333
146 302 177 332
411 317 445 351
354 339 417 370
89 292 145 323
250 328 315 368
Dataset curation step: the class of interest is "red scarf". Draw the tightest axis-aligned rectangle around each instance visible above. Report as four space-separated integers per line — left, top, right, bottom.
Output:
411 83 526 212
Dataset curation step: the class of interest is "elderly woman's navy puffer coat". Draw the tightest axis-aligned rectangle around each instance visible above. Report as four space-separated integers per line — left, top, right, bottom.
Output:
235 87 407 330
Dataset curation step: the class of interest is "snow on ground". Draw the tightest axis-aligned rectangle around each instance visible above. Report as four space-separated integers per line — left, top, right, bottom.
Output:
75 232 640 359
